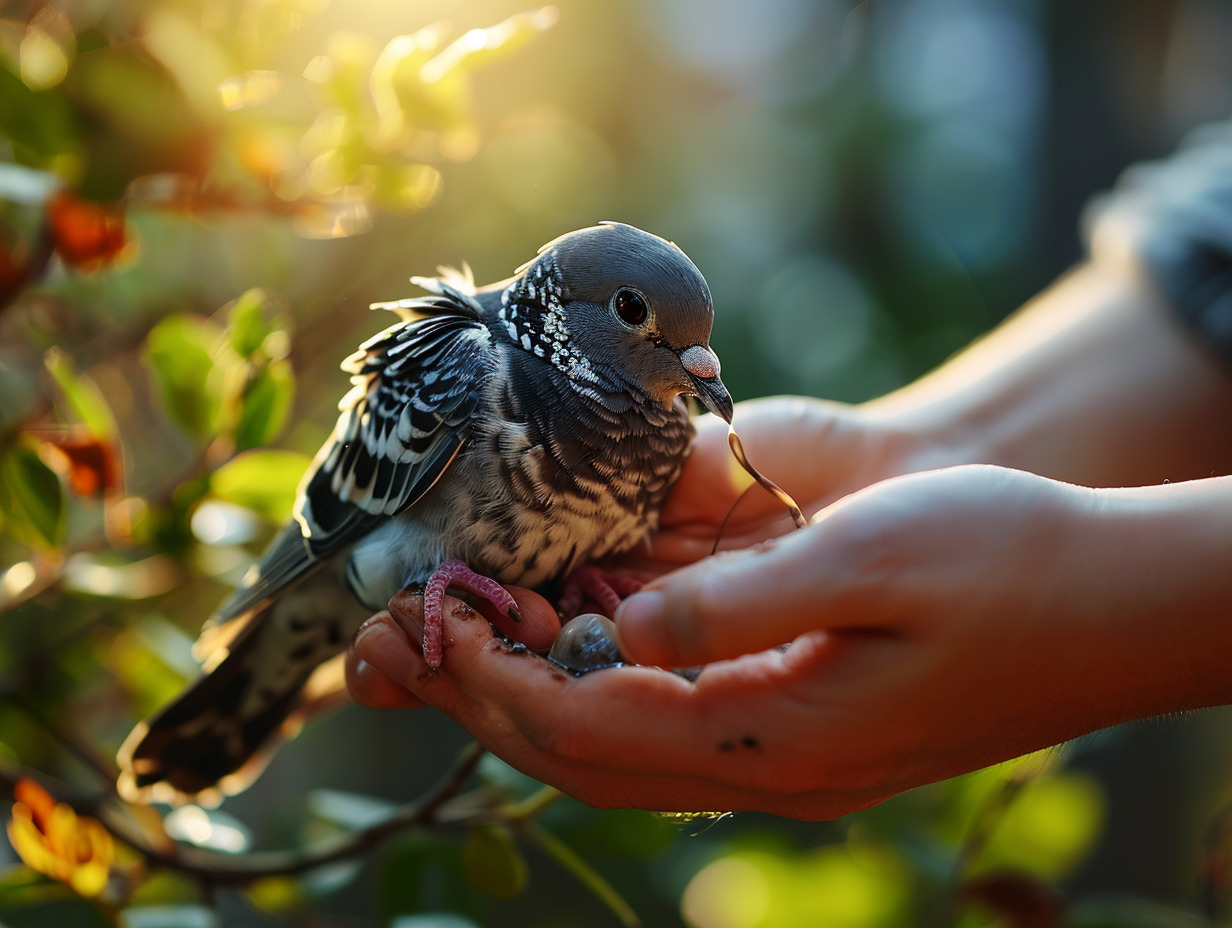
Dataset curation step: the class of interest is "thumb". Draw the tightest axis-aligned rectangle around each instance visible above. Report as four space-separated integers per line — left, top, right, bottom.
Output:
615 523 852 667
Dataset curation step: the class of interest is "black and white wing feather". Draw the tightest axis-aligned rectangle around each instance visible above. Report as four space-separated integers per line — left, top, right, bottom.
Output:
211 293 496 627
301 313 493 548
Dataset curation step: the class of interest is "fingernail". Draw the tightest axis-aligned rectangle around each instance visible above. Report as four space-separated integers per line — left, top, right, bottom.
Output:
352 615 387 649
615 589 664 625
388 594 424 635
614 590 670 663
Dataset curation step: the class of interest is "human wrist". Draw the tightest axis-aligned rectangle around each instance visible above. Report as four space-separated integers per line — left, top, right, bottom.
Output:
1075 479 1232 719
854 266 1136 479
861 264 1232 486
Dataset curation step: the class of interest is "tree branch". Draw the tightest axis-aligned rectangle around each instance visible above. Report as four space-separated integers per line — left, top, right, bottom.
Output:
1 742 495 887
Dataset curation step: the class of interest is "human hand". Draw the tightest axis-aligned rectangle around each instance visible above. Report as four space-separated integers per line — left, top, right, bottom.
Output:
632 395 931 572
349 464 1222 819
345 584 561 710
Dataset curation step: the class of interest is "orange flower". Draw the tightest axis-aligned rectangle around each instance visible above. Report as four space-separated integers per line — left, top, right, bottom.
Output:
6 778 114 897
46 190 129 271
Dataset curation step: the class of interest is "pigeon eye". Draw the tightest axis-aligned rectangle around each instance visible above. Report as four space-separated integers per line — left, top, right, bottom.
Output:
612 288 649 327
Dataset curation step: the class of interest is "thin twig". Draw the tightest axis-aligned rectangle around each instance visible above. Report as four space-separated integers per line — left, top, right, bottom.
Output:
523 821 641 928
415 741 487 822
921 776 1028 928
504 784 563 821
0 742 492 887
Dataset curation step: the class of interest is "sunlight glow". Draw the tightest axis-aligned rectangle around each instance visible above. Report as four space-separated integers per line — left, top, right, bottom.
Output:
1 561 37 599
218 69 282 110
164 805 251 854
681 856 770 928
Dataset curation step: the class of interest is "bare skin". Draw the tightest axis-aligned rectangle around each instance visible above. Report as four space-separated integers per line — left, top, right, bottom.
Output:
346 261 1232 820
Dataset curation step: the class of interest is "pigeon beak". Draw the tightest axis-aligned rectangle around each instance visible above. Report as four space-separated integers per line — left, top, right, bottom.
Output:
679 345 734 424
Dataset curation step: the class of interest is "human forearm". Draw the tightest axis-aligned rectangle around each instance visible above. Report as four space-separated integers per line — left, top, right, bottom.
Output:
864 262 1232 486
1078 477 1232 720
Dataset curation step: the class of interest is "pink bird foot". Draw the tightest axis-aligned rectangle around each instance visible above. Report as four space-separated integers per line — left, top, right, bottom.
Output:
558 565 643 619
423 560 520 668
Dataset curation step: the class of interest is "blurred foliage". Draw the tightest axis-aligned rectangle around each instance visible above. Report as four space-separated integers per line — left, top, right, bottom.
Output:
4 0 1232 926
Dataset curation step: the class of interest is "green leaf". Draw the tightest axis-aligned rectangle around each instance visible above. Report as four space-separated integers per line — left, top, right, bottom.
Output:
151 474 212 556
525 823 640 928
372 163 443 213
226 289 274 359
680 845 910 928
420 8 558 85
44 348 117 441
144 315 226 440
230 358 295 452
123 869 198 907
378 833 483 924
246 876 304 915
305 32 378 113
0 441 66 549
461 826 527 900
370 30 463 134
0 896 115 928
572 809 678 860
210 449 310 522
0 63 78 169
974 772 1104 881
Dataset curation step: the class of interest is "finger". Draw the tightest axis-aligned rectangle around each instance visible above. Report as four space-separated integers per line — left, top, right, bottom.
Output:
388 585 561 654
657 405 772 530
373 598 576 752
615 522 864 667
466 635 852 790
381 613 895 818
355 623 884 819
387 601 873 793
659 397 840 531
642 501 801 568
348 614 425 709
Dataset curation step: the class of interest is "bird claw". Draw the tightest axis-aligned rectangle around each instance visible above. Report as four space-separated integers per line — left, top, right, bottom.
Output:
558 565 643 619
423 560 518 668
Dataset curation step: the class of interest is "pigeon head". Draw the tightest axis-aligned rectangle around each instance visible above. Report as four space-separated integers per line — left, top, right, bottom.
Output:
498 222 733 422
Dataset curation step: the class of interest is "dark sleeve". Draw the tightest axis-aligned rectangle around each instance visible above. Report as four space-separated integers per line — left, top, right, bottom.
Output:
1083 121 1232 366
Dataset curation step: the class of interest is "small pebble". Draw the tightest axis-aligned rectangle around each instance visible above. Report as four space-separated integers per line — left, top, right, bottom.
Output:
549 613 623 672
546 613 705 680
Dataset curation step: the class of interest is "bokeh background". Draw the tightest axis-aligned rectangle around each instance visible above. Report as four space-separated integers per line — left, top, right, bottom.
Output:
5 0 1232 926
